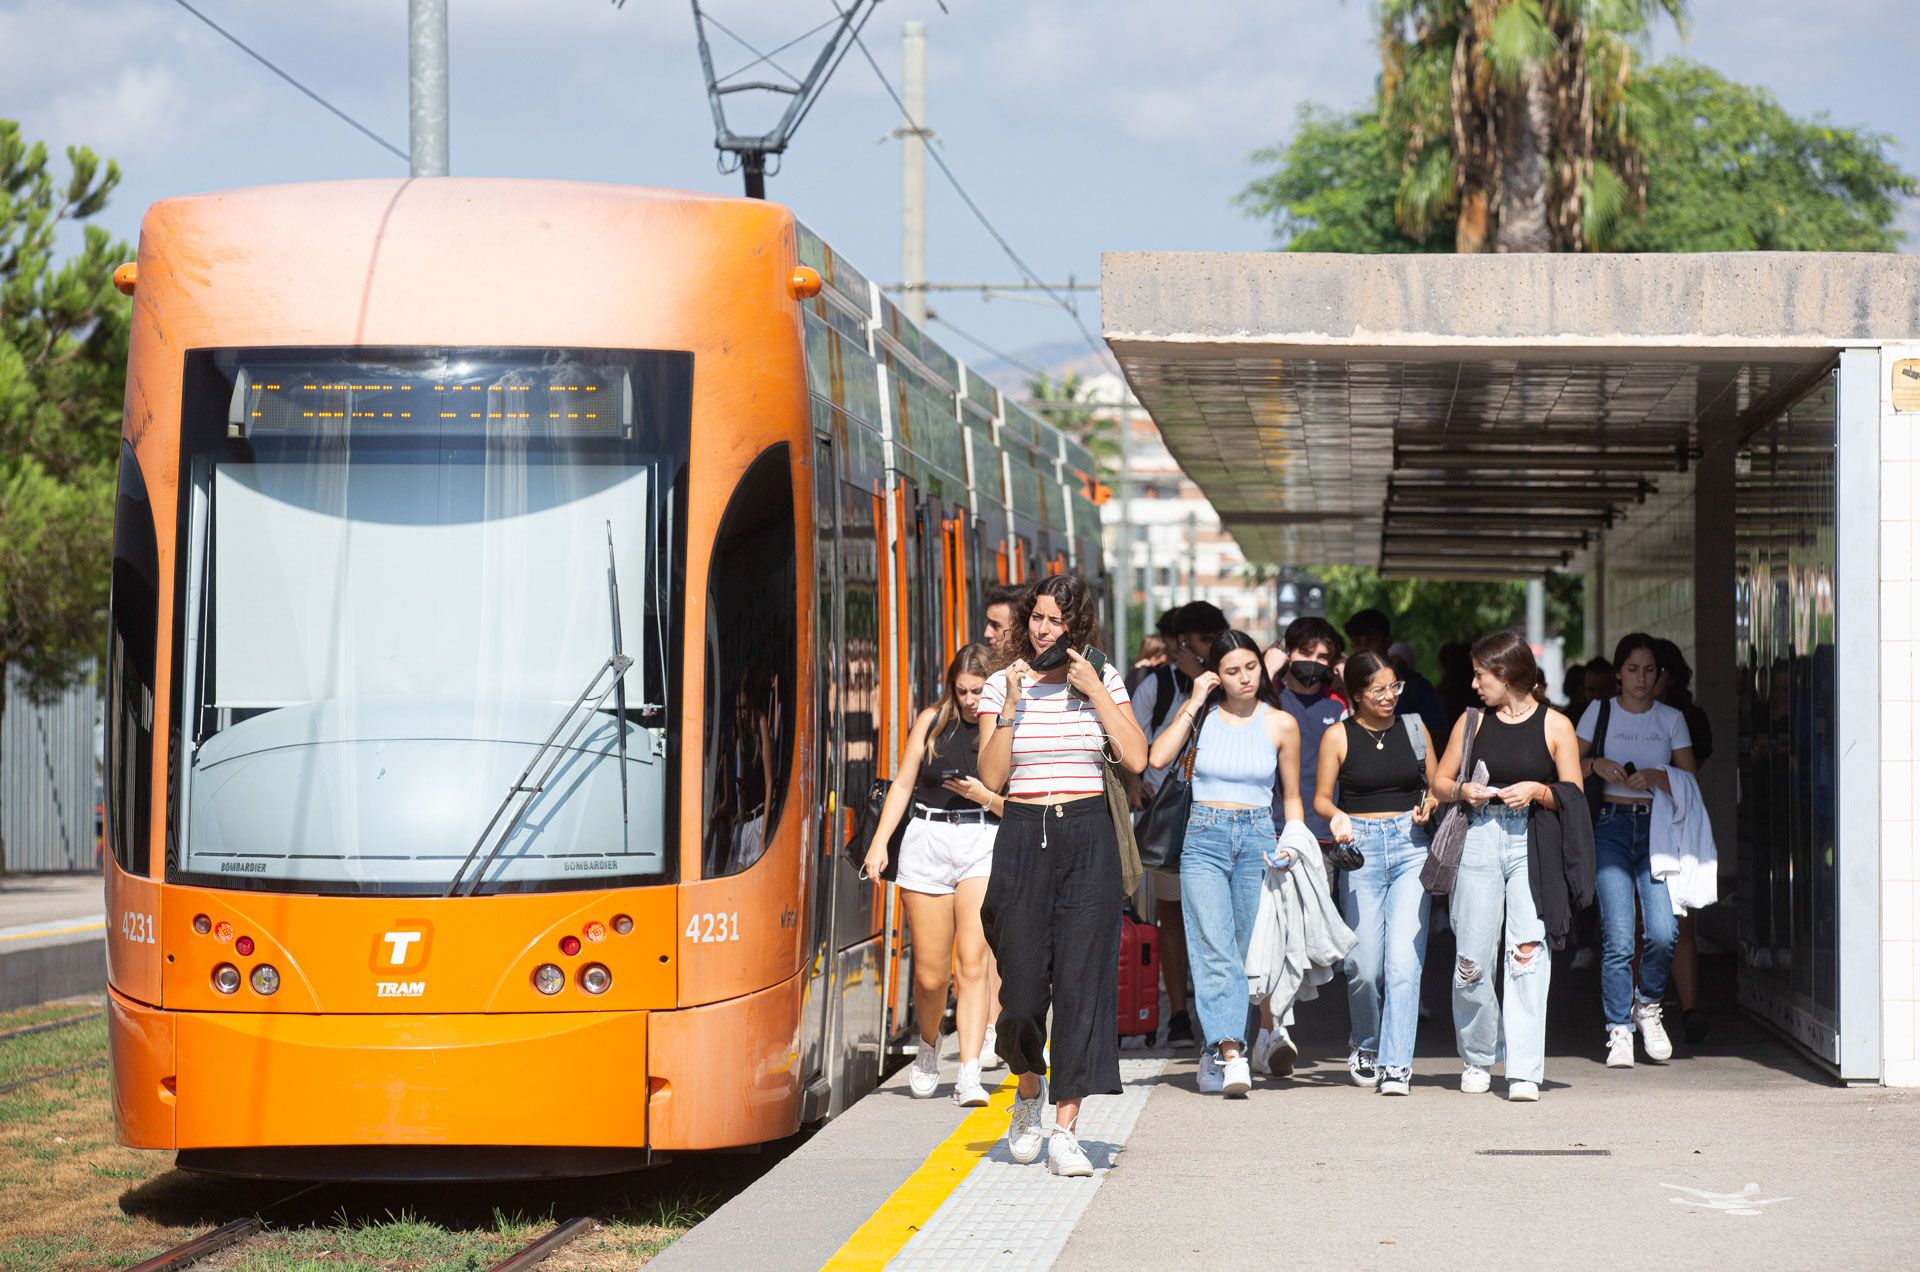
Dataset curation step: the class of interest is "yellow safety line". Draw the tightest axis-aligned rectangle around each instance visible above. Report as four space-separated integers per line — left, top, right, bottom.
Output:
821 1073 1020 1270
0 921 106 944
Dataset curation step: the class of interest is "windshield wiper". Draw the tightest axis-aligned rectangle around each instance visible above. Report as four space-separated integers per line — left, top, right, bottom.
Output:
607 523 630 829
444 648 634 898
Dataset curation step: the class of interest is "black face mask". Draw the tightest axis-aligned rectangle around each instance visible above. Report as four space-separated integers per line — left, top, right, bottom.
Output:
1289 660 1330 690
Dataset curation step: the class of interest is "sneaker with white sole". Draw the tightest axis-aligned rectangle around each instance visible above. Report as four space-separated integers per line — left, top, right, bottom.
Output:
1248 1028 1273 1073
1006 1078 1048 1164
1196 1050 1225 1095
952 1061 990 1107
1634 999 1674 1062
1348 1049 1380 1088
1221 1054 1252 1098
908 1034 942 1098
1378 1067 1411 1096
1507 1080 1540 1102
1460 1064 1491 1094
1047 1128 1093 1177
1606 1024 1635 1069
980 1025 1003 1070
1267 1028 1298 1078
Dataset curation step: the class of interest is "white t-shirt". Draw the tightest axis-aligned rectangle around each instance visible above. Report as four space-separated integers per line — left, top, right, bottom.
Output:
1576 697 1693 800
980 662 1132 798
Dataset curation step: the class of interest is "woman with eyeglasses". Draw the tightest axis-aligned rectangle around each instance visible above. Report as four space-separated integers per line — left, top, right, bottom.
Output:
1314 651 1440 1095
1147 630 1304 1099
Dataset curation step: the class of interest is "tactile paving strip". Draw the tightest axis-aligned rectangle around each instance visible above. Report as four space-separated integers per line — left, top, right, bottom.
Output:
886 1056 1168 1270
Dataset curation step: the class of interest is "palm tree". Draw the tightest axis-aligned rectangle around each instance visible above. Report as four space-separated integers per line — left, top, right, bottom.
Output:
1378 0 1686 253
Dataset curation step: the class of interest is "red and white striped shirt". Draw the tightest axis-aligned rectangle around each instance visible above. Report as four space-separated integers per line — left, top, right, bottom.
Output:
979 664 1131 798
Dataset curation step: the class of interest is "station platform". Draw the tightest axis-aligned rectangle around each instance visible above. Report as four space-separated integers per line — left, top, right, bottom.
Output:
0 873 106 1011
658 941 1920 1270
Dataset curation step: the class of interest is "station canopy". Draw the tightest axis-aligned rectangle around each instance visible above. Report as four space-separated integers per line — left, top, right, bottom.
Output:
1101 252 1920 578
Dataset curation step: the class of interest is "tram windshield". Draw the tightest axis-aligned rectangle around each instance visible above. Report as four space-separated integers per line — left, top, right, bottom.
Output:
172 347 690 895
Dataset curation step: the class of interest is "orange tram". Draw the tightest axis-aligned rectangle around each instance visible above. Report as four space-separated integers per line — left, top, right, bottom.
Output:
102 179 1106 1178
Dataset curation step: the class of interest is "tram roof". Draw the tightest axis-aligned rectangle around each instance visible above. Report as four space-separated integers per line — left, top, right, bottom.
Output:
1101 251 1920 577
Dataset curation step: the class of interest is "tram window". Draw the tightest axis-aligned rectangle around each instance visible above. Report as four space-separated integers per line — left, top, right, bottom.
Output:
704 445 798 878
107 444 159 877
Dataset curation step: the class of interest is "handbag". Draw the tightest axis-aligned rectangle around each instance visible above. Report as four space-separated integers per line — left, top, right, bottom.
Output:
846 777 903 881
1136 702 1209 872
1103 762 1143 898
1420 708 1482 896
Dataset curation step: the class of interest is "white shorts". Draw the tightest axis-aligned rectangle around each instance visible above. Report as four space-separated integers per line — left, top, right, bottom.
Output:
894 815 997 896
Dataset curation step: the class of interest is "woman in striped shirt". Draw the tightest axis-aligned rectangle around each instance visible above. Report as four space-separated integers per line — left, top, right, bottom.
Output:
977 574 1147 1178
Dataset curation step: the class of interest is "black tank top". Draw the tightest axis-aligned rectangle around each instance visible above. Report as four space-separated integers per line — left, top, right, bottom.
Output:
1338 719 1422 814
915 717 980 811
1473 706 1556 788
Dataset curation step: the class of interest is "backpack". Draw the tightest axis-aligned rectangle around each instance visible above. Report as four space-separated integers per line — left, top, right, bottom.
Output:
1148 663 1179 735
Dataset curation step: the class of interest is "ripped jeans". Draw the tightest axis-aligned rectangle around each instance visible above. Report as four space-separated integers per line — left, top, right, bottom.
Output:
1450 805 1550 1085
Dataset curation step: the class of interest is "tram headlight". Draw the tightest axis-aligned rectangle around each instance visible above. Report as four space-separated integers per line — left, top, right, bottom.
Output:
212 963 241 994
249 964 280 996
193 914 211 935
580 963 612 995
532 963 566 995
611 914 633 936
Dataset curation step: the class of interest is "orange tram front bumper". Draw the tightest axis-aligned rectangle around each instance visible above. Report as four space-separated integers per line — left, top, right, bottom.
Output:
110 970 804 1175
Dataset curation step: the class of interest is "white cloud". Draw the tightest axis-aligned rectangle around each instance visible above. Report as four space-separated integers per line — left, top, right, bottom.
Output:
41 63 191 156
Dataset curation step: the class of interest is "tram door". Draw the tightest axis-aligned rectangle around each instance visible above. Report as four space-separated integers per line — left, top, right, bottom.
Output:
800 437 841 1117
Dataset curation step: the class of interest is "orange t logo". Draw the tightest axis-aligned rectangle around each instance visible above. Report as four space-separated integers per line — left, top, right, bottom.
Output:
372 923 432 972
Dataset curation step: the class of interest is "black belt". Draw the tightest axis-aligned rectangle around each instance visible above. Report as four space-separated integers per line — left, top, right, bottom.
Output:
913 805 996 824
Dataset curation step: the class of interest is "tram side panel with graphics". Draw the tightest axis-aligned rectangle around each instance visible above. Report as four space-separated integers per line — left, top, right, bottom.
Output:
105 180 1096 1175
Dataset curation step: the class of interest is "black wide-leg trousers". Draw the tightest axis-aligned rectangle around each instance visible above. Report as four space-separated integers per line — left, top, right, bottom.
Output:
981 795 1123 1102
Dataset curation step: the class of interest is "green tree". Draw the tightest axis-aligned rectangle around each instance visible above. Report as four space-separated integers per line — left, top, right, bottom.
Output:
1320 565 1583 679
0 120 131 866
1376 0 1687 252
1024 370 1120 476
1235 107 1449 254
1619 61 1917 252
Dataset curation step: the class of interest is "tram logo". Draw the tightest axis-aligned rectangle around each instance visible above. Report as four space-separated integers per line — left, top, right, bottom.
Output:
371 923 433 973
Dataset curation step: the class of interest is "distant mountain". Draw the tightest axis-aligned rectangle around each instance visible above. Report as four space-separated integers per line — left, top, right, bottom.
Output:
969 339 1112 397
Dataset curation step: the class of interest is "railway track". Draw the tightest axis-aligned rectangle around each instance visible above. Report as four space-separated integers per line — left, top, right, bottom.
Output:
122 1194 597 1272
0 1009 104 1045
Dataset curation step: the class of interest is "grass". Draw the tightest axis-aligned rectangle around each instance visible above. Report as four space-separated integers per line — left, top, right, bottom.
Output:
0 997 748 1271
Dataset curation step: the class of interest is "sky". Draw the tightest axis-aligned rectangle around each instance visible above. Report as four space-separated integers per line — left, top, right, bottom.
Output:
3 0 1915 372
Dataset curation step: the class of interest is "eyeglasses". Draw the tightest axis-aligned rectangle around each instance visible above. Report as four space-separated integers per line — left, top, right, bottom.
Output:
1364 682 1407 700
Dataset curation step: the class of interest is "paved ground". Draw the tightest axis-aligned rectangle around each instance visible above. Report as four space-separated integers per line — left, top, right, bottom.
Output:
0 872 103 930
661 918 1920 1271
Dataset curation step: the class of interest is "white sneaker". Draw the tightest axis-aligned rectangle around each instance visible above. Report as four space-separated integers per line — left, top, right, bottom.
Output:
1248 1028 1273 1073
952 1061 989 1107
1634 1000 1674 1062
1507 1080 1540 1102
1047 1128 1093 1177
1378 1068 1411 1096
908 1034 942 1098
1460 1064 1491 1095
1221 1054 1252 1098
1606 1024 1636 1069
1348 1049 1380 1088
1266 1028 1298 1078
1006 1078 1047 1164
1196 1050 1225 1095
980 1025 1003 1070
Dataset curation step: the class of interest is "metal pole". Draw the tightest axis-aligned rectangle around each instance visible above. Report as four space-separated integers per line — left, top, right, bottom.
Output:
1112 407 1132 658
1526 576 1547 648
408 0 449 177
899 21 928 324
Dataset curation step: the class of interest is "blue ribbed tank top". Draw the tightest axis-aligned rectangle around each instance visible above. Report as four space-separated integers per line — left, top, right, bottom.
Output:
1191 703 1278 806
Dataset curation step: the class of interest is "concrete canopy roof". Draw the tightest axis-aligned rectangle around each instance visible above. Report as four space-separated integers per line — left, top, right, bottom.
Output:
1102 252 1920 576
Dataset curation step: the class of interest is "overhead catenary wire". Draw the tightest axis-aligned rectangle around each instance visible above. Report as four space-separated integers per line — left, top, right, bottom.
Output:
170 0 410 165
840 11 1121 379
925 312 1046 381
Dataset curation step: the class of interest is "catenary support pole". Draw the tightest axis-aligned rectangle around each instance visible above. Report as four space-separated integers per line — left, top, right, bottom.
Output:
1112 407 1132 660
1526 576 1547 651
408 0 449 177
899 21 928 325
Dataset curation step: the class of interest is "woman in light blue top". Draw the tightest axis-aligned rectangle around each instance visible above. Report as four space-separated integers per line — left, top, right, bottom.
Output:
1147 629 1304 1098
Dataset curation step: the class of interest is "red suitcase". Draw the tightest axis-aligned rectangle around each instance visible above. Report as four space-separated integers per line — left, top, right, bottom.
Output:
1118 908 1161 1041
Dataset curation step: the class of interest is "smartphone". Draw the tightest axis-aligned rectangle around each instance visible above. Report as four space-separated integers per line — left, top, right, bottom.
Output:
934 767 966 781
1622 762 1638 776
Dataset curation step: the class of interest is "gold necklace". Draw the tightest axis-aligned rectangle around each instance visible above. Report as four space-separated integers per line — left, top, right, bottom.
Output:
1355 719 1393 751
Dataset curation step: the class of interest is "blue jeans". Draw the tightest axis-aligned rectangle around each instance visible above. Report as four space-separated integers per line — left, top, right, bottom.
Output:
1337 813 1432 1074
1179 806 1272 1054
1594 803 1676 1030
1451 806 1550 1084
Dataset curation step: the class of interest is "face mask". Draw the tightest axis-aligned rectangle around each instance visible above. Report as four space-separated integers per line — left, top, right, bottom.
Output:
1289 660 1329 690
